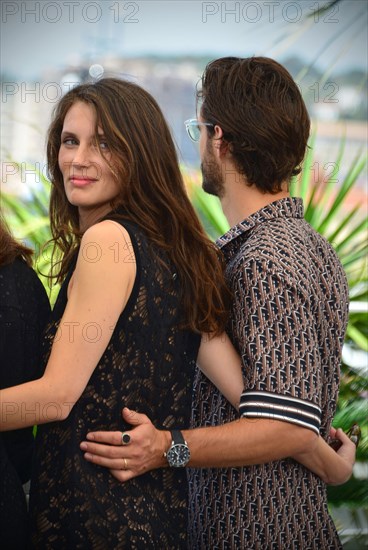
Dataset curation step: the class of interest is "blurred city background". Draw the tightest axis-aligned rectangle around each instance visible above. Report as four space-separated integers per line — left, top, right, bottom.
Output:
1 0 367 195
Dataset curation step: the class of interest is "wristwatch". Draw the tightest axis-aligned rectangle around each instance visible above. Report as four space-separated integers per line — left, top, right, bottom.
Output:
164 429 191 467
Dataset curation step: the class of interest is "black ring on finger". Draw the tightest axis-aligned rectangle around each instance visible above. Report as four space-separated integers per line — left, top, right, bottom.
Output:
121 432 131 446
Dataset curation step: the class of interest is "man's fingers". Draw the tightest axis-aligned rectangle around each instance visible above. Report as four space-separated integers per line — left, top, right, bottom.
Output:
83 452 146 482
122 407 151 426
85 430 124 446
335 428 356 448
80 440 129 458
83 452 124 469
335 428 350 442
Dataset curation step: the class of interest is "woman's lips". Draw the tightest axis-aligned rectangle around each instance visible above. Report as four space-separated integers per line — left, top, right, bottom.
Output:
70 177 97 187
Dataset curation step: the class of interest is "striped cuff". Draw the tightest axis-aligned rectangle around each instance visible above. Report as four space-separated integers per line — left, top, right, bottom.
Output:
239 391 321 434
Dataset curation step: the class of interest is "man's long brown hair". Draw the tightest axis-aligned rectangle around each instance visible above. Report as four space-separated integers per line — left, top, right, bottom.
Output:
199 56 311 193
46 78 229 334
0 211 33 267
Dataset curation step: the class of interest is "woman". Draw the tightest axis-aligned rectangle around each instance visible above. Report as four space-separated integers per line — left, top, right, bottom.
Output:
0 212 50 549
0 78 243 548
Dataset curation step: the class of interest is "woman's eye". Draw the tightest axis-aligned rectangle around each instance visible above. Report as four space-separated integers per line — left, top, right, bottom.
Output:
99 141 109 150
63 137 77 146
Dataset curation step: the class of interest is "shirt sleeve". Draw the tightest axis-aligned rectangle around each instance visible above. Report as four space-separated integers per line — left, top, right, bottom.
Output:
239 391 321 434
232 258 322 434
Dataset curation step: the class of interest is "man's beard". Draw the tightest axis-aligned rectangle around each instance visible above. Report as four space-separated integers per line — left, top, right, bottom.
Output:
201 143 224 198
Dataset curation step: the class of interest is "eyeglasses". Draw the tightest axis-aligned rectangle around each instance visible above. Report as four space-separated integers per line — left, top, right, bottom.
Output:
184 118 214 142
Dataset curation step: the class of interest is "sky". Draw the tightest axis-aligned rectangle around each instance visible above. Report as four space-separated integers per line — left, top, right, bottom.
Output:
1 0 367 80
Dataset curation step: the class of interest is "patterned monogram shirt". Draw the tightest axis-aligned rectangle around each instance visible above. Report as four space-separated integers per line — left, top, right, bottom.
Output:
188 197 349 549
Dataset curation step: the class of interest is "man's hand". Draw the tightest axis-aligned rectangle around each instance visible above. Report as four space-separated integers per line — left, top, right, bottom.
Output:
327 426 356 485
80 407 170 482
293 426 356 486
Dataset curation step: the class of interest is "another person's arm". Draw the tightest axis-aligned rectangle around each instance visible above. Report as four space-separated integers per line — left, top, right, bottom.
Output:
0 221 135 430
81 408 355 485
196 332 244 410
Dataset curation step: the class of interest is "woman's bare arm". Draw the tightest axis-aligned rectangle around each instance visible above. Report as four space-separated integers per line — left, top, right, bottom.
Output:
0 221 135 430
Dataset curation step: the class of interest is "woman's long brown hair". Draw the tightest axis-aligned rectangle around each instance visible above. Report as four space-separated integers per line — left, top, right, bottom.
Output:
46 78 229 334
0 210 33 267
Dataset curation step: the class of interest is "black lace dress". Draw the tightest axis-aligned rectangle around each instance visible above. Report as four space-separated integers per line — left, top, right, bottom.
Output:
0 258 50 550
29 218 200 549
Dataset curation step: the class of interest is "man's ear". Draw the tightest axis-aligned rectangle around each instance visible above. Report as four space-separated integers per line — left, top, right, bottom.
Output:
213 124 229 158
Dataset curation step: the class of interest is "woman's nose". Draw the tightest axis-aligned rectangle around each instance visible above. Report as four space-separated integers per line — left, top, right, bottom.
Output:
71 144 90 166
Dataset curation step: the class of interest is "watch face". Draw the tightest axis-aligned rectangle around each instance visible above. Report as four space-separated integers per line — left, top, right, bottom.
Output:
167 443 190 467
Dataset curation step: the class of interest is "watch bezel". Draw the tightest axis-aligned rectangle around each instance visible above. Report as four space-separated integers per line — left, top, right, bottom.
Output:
165 430 191 467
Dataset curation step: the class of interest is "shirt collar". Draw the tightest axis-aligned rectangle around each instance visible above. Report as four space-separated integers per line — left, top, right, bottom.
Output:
216 197 304 249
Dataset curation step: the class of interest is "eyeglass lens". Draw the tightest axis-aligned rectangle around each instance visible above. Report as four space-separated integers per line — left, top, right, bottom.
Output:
189 124 200 141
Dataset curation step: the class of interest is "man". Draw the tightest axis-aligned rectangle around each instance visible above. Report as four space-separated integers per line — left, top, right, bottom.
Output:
81 57 354 548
